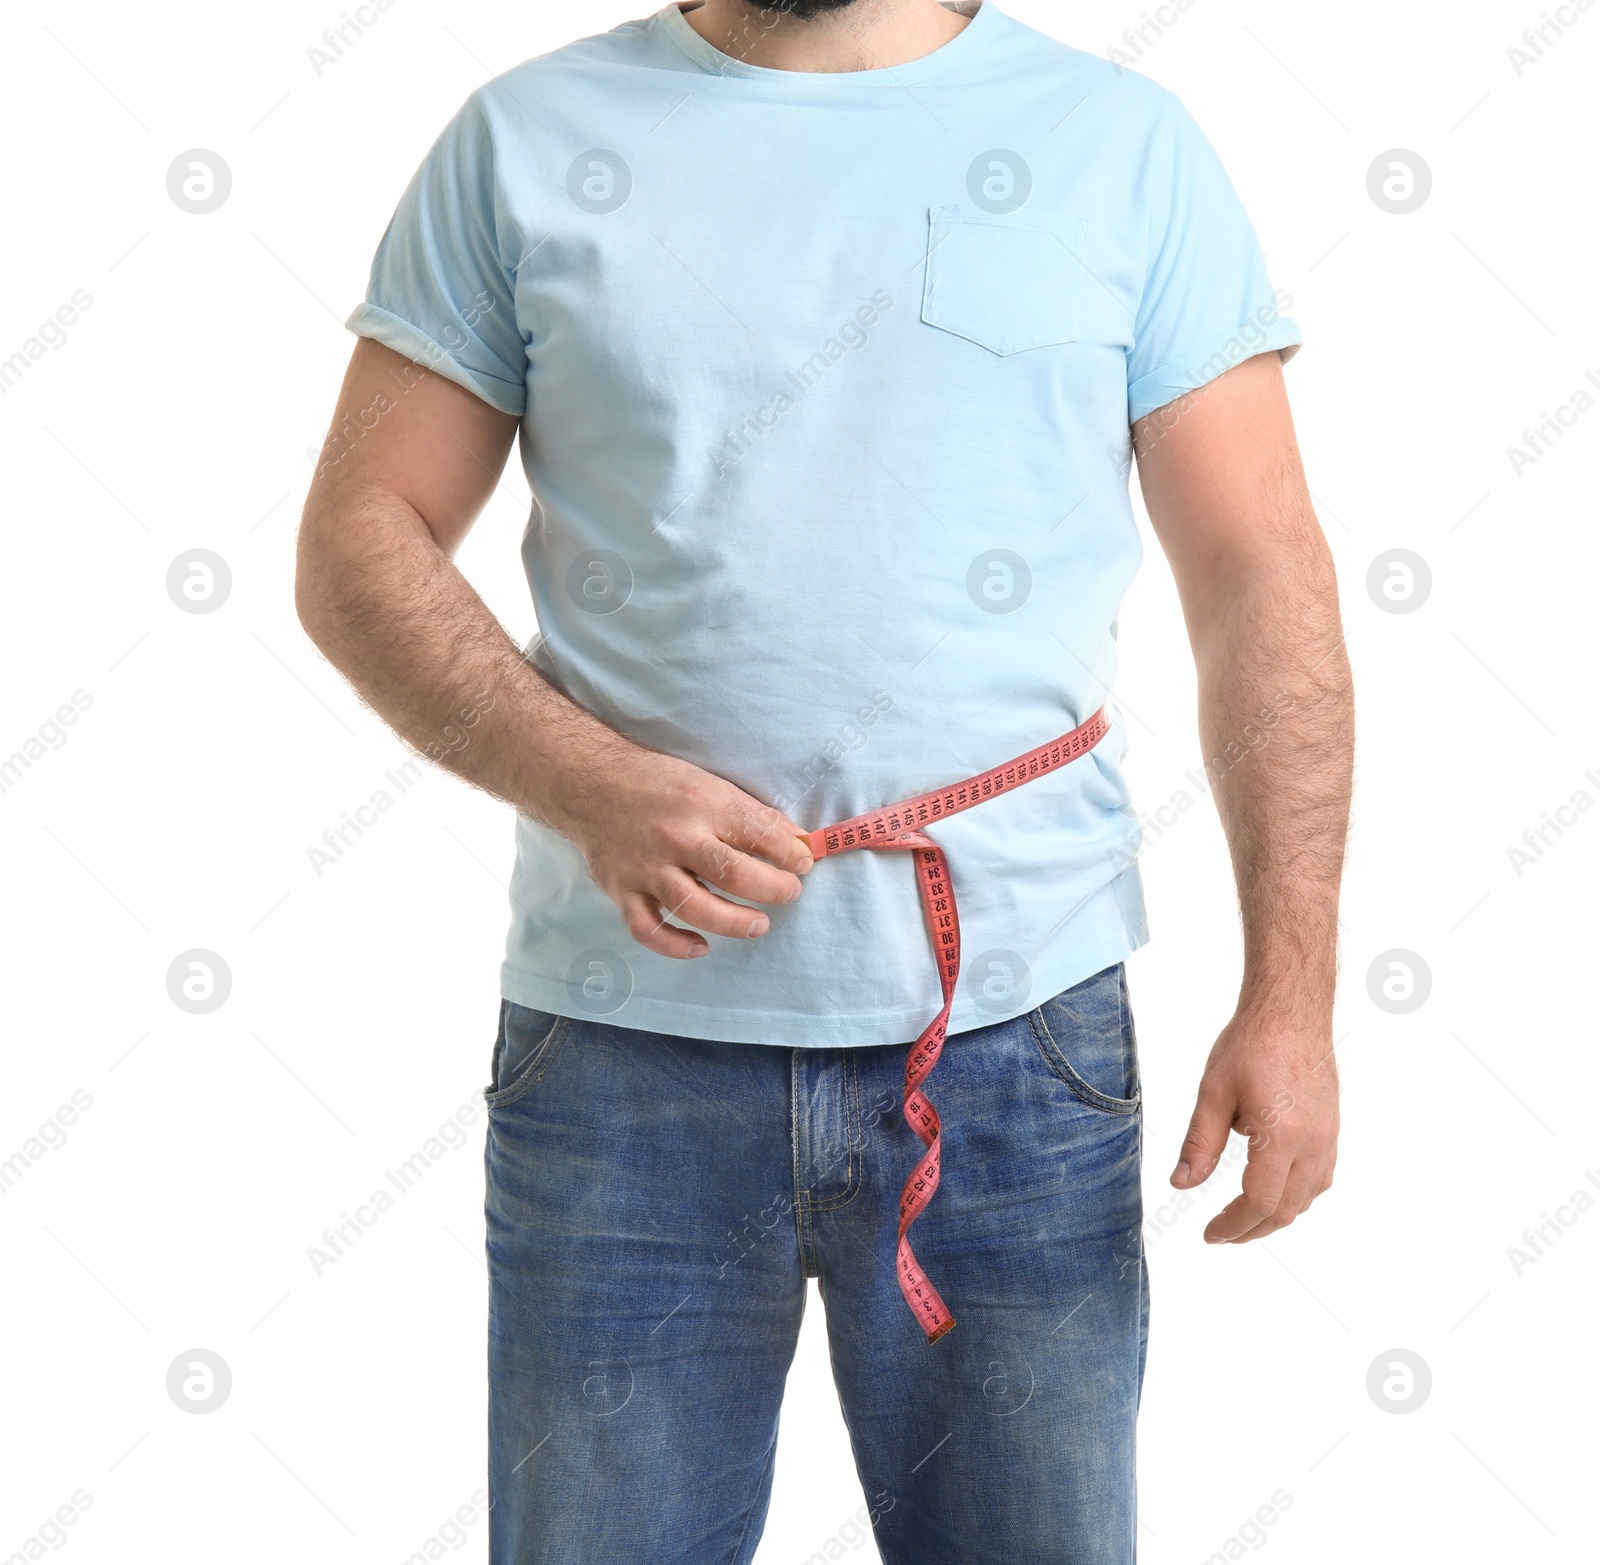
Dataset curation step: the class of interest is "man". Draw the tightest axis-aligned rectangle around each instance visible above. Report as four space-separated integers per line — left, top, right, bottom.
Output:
296 0 1351 1558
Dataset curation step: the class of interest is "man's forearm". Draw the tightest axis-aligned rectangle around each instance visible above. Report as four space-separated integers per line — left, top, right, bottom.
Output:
295 482 629 836
295 474 813 957
1195 566 1353 1023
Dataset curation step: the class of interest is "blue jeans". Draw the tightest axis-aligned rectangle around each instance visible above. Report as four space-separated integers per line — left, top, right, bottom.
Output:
484 963 1147 1563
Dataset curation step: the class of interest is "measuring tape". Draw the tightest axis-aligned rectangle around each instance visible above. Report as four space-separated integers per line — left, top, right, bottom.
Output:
801 706 1112 1343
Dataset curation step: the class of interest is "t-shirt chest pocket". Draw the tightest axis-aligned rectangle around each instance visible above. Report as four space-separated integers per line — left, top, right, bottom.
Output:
920 204 1087 356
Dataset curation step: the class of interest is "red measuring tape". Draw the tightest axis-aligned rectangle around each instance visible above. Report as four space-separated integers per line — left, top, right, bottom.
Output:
801 707 1112 1343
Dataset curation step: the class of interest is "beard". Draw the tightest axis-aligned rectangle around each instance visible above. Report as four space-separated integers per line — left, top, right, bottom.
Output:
759 0 866 18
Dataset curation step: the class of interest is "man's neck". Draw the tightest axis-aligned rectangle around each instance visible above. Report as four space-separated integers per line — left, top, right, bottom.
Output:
680 0 971 73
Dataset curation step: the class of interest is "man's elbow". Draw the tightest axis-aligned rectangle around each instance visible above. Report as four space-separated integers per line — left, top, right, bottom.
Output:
1244 512 1340 611
294 504 341 651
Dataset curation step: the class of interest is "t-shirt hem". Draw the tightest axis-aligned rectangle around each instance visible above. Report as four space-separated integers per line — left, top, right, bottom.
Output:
346 301 526 417
1127 316 1303 424
499 920 1150 1049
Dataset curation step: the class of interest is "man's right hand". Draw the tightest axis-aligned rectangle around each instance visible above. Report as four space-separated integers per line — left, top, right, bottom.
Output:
544 744 814 960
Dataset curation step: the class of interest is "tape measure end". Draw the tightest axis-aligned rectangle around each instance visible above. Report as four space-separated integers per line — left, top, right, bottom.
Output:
925 1318 956 1345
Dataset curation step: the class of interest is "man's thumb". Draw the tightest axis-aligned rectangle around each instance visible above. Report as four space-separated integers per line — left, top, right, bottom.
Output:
1171 1086 1233 1187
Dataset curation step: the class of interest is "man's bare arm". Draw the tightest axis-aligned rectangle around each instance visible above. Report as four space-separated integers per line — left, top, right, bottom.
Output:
295 339 812 959
1134 350 1353 1242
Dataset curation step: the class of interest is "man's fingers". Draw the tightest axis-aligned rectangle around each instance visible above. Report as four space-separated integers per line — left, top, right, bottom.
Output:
1170 1084 1234 1188
1225 1159 1323 1242
620 891 709 960
722 796 814 876
653 871 773 941
620 871 768 955
1204 1147 1293 1244
688 836 804 908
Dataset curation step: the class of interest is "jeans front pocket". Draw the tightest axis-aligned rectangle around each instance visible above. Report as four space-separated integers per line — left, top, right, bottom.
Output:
485 1001 569 1110
921 204 1086 356
1028 964 1141 1114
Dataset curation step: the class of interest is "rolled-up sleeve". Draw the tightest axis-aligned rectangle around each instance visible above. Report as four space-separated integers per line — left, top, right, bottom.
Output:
1125 93 1302 425
346 93 528 417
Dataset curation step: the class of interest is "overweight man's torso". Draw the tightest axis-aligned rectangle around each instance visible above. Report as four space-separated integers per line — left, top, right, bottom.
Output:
348 0 1300 1043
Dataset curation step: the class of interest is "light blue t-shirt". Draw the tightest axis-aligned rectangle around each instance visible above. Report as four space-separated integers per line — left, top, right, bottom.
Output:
348 0 1301 1047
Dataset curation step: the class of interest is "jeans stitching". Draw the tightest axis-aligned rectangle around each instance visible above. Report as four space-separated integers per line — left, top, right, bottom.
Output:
790 1050 818 1277
809 1051 864 1214
1027 1002 1141 1115
483 1013 570 1111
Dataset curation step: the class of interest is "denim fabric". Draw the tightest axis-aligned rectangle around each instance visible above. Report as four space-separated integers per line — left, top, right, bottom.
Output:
484 963 1147 1563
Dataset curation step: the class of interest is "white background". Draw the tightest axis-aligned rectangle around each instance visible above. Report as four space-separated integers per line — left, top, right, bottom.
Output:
2 0 1595 1560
